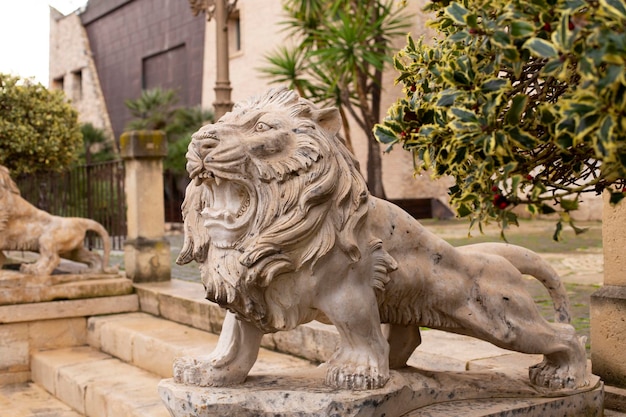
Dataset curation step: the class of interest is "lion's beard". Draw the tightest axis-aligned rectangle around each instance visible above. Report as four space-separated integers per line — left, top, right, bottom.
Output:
201 245 269 326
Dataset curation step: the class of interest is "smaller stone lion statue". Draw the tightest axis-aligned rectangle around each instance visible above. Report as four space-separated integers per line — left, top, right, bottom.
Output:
0 165 116 276
173 88 589 392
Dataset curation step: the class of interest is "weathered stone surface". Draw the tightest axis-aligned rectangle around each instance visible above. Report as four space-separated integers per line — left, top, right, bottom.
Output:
172 88 591 392
31 346 171 417
159 368 602 417
0 294 138 324
0 165 117 276
122 131 171 283
0 270 133 305
591 285 626 387
0 382 83 417
0 323 28 372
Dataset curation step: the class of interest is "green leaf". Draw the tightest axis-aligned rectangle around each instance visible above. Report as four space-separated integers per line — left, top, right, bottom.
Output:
609 191 625 205
374 125 400 144
437 91 459 106
540 204 557 214
457 203 473 217
552 221 563 241
508 126 537 148
505 94 528 125
492 31 512 47
569 220 589 235
510 21 535 37
601 0 626 18
543 59 564 74
481 78 508 93
445 2 470 25
523 38 559 58
560 198 579 211
450 107 478 123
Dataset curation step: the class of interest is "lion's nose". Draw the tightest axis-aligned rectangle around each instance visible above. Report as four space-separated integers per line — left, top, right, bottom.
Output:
191 135 220 159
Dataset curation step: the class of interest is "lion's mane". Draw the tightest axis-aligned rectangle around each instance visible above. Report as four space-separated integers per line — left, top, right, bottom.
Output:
179 88 376 329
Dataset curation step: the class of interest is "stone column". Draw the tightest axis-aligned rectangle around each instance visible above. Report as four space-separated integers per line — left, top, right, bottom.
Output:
591 193 626 403
120 130 171 282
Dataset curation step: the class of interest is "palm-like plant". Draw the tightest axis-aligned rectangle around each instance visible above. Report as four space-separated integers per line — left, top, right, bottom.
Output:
125 87 179 131
259 0 412 198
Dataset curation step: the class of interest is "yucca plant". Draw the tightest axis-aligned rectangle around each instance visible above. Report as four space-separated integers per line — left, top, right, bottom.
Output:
375 0 626 239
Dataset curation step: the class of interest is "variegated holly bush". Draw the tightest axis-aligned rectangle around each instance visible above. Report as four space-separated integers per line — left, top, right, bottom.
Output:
375 0 626 239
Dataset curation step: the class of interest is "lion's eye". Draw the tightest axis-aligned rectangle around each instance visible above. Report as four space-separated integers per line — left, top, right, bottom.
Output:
255 122 271 132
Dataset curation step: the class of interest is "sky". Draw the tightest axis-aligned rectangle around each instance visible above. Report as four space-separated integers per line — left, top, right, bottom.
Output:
0 0 88 87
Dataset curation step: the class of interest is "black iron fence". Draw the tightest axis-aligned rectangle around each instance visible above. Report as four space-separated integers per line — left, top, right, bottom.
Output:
15 160 127 251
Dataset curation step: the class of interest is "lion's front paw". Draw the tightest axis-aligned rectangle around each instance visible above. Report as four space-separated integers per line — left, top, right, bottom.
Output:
529 358 586 390
173 356 247 387
324 363 389 390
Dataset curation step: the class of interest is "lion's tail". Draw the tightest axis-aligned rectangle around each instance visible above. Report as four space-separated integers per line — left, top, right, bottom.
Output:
460 242 571 324
82 219 116 274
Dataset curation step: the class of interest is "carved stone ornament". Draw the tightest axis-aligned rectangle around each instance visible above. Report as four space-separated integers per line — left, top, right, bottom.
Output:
0 165 116 276
188 0 238 21
173 88 590 392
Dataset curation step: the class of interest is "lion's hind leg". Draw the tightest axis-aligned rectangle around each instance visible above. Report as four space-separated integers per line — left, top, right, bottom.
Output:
384 323 422 369
526 322 588 390
457 301 588 390
62 247 103 272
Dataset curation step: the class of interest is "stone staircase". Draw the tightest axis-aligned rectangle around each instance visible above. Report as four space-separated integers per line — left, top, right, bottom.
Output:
0 277 618 417
0 278 324 417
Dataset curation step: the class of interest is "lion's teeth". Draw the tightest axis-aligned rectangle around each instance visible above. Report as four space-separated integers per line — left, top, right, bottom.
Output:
236 196 250 218
215 176 222 186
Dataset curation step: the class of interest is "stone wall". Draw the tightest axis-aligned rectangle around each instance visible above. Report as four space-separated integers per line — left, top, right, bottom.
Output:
49 7 114 142
79 0 206 140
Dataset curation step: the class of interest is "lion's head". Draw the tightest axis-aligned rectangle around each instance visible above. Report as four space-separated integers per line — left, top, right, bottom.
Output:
177 88 371 326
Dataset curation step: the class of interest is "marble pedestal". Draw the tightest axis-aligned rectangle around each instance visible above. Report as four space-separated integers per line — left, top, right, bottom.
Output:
159 366 602 417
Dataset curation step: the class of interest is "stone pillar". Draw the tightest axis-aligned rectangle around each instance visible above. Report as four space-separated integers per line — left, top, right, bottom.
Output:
591 193 626 390
120 130 171 282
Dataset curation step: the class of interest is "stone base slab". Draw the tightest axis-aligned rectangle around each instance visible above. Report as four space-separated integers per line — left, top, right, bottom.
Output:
158 367 603 417
0 270 133 305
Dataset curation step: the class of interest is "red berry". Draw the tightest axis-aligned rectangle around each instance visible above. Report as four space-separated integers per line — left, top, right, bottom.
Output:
410 84 417 92
526 174 533 181
493 194 509 209
491 186 499 192
568 20 575 30
543 22 551 31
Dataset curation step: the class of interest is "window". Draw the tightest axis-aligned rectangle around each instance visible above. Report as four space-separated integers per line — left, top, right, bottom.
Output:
71 70 83 101
51 76 64 92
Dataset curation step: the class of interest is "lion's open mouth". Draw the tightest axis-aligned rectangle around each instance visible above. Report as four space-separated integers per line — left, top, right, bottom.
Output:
199 174 254 234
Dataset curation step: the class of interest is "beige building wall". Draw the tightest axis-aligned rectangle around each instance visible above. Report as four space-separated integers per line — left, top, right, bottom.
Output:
49 7 114 143
200 0 452 202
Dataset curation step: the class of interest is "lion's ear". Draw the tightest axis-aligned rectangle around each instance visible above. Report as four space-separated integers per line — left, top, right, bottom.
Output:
313 108 341 137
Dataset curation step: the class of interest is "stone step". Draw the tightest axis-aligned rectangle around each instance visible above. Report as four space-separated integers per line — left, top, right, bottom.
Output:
0 381 84 417
85 311 318 378
30 346 169 417
23 312 319 417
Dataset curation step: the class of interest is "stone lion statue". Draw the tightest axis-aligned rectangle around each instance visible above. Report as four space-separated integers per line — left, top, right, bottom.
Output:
173 88 589 391
0 165 116 276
